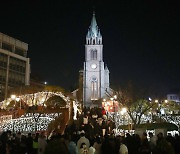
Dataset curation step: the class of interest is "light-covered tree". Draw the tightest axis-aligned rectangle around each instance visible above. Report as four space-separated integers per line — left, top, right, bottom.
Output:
114 82 156 128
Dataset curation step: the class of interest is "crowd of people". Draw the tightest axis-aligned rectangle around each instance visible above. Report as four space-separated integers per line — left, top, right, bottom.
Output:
0 106 179 154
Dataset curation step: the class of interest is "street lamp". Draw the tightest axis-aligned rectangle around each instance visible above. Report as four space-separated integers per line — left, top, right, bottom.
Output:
155 100 158 103
120 107 127 116
16 97 21 109
11 95 16 100
11 95 21 109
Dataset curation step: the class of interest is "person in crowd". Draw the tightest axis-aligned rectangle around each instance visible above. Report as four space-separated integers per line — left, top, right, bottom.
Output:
166 133 175 150
101 119 107 136
101 135 115 154
94 121 102 136
101 107 106 116
32 133 39 154
91 108 98 120
68 134 78 154
114 135 121 154
44 134 68 154
10 133 18 154
106 120 111 134
89 146 96 154
124 133 133 154
16 131 21 143
174 133 180 154
119 136 128 154
1 107 180 154
148 132 156 151
154 132 175 154
79 143 89 154
20 135 27 154
131 134 141 154
86 121 95 138
0 132 8 154
38 132 47 154
77 130 90 153
93 136 102 154
138 132 151 154
83 114 89 125
12 131 22 154
26 133 33 154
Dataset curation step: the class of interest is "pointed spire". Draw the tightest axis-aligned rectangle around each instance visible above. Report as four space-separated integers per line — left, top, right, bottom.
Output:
98 29 101 37
91 12 97 28
86 12 102 45
86 30 91 38
105 64 109 71
89 12 98 37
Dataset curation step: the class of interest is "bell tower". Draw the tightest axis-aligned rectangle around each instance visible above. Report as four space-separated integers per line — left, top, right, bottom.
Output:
83 12 110 107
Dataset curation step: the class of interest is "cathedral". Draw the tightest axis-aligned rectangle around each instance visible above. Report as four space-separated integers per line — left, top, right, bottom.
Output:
74 13 112 107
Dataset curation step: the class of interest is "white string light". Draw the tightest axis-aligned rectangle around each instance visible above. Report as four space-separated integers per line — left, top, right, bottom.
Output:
0 91 80 132
0 113 61 132
0 91 72 109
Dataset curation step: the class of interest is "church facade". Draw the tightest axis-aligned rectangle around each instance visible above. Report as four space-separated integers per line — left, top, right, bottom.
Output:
82 13 111 107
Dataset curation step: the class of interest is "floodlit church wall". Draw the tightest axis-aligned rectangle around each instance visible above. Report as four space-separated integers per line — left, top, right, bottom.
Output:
85 45 103 61
104 69 110 90
83 13 111 107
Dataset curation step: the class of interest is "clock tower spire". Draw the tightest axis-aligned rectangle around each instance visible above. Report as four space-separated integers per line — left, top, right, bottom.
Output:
86 12 102 45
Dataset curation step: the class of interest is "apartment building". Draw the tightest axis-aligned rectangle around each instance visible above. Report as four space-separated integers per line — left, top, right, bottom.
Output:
0 32 30 101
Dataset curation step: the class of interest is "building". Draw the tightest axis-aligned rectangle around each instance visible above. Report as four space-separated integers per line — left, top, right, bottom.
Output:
167 94 180 103
82 13 111 107
0 32 30 101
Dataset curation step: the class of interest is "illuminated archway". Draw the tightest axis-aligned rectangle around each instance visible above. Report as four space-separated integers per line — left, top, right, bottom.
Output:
0 91 80 132
0 91 71 109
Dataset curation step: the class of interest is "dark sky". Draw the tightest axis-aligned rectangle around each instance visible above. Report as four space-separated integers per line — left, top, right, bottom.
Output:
1 0 180 97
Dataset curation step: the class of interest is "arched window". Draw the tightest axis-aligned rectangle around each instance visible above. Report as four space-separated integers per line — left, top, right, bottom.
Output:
91 77 98 100
90 49 97 60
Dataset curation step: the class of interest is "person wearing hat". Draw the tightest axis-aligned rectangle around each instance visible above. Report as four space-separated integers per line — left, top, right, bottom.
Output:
77 131 90 154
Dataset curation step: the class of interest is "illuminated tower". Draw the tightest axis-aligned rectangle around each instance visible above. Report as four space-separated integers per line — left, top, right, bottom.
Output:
83 12 110 107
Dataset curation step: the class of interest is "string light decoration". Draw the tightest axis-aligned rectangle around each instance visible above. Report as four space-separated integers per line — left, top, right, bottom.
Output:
104 98 180 131
73 101 78 120
0 91 71 109
1 113 61 132
0 91 80 132
160 115 180 128
107 111 180 130
0 115 12 125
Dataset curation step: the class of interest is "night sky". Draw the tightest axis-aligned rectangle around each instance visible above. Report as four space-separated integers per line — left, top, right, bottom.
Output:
1 0 180 97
